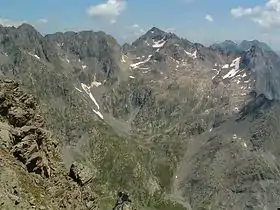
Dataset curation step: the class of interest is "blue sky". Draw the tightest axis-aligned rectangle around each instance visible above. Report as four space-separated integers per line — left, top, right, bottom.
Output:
1 0 280 50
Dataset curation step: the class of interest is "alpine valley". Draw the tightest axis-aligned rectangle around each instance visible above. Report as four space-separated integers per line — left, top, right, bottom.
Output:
1 24 280 210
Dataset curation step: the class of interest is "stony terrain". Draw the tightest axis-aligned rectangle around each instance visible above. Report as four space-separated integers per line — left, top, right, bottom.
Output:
0 78 98 209
1 23 280 209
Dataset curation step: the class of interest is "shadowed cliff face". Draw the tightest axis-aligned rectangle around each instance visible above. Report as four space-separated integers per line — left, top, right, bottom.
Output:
1 23 280 210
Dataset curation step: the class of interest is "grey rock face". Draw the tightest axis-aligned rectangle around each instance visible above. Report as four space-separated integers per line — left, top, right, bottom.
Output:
240 45 280 100
0 24 57 62
45 30 121 82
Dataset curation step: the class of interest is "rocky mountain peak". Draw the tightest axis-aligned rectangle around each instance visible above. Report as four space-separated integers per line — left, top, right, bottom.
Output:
131 27 172 48
15 23 45 46
134 27 182 45
0 23 58 62
17 23 40 33
214 40 238 48
224 40 237 45
240 39 273 52
147 26 166 36
210 40 242 55
240 45 280 100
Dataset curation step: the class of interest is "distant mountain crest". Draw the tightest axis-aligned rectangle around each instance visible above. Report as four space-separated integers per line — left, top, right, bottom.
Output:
210 39 274 56
240 40 273 52
210 40 241 55
146 27 166 35
240 44 280 100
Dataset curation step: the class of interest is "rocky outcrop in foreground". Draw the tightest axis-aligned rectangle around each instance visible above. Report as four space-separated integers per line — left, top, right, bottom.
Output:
0 78 97 209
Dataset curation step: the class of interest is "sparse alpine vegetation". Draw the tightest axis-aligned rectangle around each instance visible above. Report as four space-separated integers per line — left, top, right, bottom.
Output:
1 23 280 210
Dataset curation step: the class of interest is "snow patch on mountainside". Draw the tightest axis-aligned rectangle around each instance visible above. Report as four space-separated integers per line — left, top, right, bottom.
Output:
212 68 222 80
81 83 100 110
75 87 83 93
87 79 102 88
144 40 150 46
121 54 126 63
130 55 152 69
222 64 229 69
79 77 104 119
222 57 242 79
152 37 166 48
138 67 150 70
184 50 197 59
57 42 64 47
28 52 40 60
223 68 240 79
230 57 241 70
92 109 104 119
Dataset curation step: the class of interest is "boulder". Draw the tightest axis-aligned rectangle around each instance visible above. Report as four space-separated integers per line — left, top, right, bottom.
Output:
26 151 50 177
19 126 37 136
0 92 11 116
69 162 94 186
7 107 28 127
0 122 13 149
11 134 39 163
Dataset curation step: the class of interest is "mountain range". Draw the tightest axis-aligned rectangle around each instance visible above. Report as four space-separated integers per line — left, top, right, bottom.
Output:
1 23 280 210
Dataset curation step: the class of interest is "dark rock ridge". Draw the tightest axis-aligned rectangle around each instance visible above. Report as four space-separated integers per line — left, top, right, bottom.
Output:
240 40 273 52
210 39 274 55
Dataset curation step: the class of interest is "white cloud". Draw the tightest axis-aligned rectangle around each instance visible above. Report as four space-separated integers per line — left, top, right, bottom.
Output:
131 24 145 35
0 18 48 27
165 28 176 33
110 19 117 24
0 18 27 27
205 14 213 22
119 23 146 42
231 0 280 28
132 24 140 28
38 19 48 24
231 6 262 18
87 0 127 23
